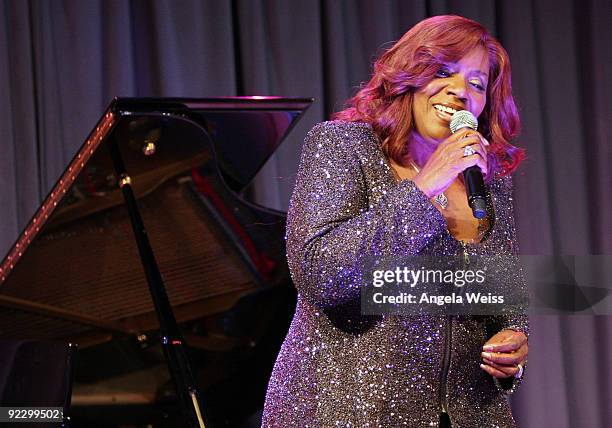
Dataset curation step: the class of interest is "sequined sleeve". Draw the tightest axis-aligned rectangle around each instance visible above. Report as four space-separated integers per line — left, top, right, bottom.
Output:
286 121 445 309
486 174 530 394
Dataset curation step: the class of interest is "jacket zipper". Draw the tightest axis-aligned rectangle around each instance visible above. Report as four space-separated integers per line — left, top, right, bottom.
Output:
438 314 453 414
438 242 469 421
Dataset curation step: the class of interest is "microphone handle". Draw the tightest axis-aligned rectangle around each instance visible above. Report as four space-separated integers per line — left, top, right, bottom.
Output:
463 166 487 219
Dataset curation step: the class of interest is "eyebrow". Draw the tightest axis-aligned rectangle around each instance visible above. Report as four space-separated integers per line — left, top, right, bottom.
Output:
445 63 489 79
471 70 489 79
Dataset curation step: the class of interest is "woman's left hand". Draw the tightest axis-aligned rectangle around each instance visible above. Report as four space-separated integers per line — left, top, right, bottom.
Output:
479 329 528 378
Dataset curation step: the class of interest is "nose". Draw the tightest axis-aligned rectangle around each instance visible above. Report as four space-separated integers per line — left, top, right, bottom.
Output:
446 74 468 101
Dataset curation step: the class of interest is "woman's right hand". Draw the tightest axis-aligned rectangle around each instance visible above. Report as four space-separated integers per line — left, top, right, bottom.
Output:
412 128 489 198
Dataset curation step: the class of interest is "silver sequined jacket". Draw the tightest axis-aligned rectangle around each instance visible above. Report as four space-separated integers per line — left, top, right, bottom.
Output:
262 121 529 428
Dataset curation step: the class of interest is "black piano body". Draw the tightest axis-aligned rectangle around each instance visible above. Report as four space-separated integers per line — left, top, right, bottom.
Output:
0 97 312 426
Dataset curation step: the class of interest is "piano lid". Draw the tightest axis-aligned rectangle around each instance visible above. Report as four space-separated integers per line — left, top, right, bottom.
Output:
0 97 312 341
112 97 312 193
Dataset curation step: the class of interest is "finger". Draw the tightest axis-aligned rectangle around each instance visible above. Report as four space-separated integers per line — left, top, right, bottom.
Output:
465 144 488 169
467 131 490 148
482 341 528 365
480 363 509 378
455 131 484 145
482 358 520 377
474 137 489 157
457 136 488 161
511 343 529 363
474 153 489 176
442 128 477 147
448 131 484 147
441 133 485 162
483 336 527 353
456 137 486 154
457 140 487 159
457 130 487 147
459 154 488 176
481 351 523 366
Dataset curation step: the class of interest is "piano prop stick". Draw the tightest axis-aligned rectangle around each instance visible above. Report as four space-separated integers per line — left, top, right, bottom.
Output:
108 136 208 427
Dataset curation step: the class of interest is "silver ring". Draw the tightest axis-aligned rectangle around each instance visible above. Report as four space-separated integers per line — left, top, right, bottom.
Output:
514 363 524 379
463 145 475 157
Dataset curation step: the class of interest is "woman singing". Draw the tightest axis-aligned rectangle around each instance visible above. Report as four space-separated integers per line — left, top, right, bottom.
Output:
262 15 529 427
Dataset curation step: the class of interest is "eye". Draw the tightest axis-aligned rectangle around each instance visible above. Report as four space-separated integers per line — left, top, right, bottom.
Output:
470 79 485 91
435 67 452 78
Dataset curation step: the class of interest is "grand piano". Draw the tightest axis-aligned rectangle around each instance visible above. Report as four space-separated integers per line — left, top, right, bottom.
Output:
0 97 312 427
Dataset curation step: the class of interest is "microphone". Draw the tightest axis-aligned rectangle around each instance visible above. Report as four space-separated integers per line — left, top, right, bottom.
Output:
449 110 487 219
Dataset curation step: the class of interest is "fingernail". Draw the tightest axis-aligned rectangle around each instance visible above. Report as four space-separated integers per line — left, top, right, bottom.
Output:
480 364 487 370
483 345 494 351
481 352 492 359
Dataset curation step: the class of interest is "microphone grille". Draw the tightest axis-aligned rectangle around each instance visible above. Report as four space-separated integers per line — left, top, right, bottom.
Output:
450 110 478 134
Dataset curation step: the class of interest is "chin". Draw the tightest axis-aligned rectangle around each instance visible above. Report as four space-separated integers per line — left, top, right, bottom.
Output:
428 129 451 142
414 123 451 143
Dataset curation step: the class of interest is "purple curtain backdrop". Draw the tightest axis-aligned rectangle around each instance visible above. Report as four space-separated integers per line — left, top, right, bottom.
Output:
0 1 610 427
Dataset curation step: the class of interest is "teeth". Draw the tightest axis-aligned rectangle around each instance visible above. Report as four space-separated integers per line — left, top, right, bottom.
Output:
434 104 457 115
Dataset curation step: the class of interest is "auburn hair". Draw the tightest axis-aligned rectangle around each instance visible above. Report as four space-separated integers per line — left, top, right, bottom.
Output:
333 15 524 176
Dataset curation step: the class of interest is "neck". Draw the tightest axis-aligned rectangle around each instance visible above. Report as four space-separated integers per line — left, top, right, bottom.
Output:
407 132 438 167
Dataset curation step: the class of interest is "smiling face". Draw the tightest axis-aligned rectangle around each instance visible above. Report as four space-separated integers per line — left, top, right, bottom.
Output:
412 47 490 143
